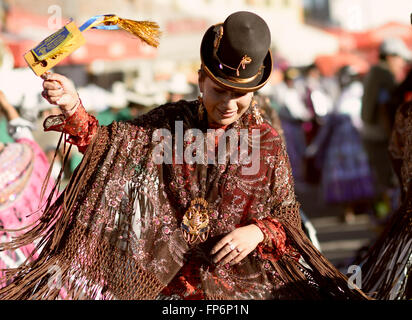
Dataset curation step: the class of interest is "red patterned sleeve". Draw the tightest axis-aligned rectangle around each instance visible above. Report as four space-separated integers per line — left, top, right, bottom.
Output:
252 217 300 263
43 101 99 153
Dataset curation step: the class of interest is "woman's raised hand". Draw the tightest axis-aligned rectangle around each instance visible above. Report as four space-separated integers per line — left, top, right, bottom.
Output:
41 71 80 117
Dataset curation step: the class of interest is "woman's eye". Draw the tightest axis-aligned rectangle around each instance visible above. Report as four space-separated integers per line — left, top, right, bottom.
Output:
231 92 246 99
232 92 244 98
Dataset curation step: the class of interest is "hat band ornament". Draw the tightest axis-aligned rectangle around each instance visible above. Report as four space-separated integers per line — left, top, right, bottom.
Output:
212 25 263 83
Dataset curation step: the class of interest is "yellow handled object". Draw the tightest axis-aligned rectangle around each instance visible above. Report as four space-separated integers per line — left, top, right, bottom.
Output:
24 14 161 76
24 21 85 76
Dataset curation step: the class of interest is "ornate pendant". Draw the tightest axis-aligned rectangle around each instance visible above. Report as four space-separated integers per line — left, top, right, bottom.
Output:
181 197 210 244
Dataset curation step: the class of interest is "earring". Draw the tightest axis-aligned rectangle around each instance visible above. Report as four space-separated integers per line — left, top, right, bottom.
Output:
251 99 263 125
198 95 205 121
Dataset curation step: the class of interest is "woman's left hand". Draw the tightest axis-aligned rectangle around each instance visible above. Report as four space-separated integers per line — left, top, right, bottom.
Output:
210 224 264 266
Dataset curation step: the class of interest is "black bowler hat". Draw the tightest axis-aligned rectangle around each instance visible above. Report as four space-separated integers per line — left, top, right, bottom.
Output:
200 11 273 92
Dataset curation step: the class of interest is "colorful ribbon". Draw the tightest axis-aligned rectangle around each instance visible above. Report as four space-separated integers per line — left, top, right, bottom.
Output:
79 14 122 32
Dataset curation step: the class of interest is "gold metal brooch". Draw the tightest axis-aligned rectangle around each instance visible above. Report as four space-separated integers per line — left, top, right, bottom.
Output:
181 198 210 244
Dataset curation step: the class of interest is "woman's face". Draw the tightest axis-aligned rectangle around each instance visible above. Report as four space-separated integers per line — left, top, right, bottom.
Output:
199 73 253 126
387 55 407 82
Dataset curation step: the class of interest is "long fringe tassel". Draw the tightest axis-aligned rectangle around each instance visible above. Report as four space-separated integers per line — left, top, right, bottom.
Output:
116 18 161 48
91 15 161 48
0 125 110 299
361 202 412 299
281 221 372 300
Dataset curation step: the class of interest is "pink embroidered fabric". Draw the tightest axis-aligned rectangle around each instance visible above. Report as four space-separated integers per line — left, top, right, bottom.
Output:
0 138 56 286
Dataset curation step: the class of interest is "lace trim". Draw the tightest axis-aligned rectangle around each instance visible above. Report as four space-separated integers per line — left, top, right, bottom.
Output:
43 102 99 153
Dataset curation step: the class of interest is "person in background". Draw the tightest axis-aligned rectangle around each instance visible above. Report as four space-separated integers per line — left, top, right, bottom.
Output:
313 66 375 224
272 67 309 185
273 67 313 122
0 0 9 32
359 35 412 298
294 63 335 185
360 37 411 220
0 113 13 144
96 81 133 126
294 63 323 145
334 65 365 131
386 65 412 131
0 90 56 287
165 72 194 103
360 84 412 300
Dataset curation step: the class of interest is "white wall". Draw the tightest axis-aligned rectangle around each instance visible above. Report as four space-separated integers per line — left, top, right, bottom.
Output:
330 0 412 31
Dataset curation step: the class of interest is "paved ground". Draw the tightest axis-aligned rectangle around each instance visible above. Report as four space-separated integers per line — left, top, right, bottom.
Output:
295 182 380 273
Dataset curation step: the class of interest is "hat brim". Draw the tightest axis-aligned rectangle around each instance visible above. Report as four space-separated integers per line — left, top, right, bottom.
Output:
200 25 273 93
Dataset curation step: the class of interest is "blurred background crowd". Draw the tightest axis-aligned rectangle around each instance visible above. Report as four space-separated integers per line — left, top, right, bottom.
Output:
0 0 411 273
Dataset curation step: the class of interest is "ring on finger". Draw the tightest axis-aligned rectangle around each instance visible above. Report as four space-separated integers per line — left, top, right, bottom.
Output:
229 243 235 251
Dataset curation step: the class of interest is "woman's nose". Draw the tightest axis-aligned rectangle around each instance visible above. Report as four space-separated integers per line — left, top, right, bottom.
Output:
221 92 238 106
222 97 238 110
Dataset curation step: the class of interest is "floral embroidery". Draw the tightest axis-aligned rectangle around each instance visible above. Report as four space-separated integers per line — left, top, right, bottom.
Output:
43 100 304 300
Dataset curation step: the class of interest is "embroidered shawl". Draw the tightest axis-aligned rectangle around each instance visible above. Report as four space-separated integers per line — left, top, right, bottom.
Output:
0 100 369 300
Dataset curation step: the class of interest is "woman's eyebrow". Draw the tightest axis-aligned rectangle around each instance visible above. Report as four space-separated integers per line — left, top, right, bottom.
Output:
210 83 245 96
212 87 226 94
211 83 224 90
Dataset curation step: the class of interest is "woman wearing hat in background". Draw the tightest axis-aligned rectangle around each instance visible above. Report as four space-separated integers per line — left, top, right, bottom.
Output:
360 37 411 221
0 90 56 287
0 11 369 300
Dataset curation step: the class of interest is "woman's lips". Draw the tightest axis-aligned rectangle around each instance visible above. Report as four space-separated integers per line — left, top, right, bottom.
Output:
218 109 237 118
